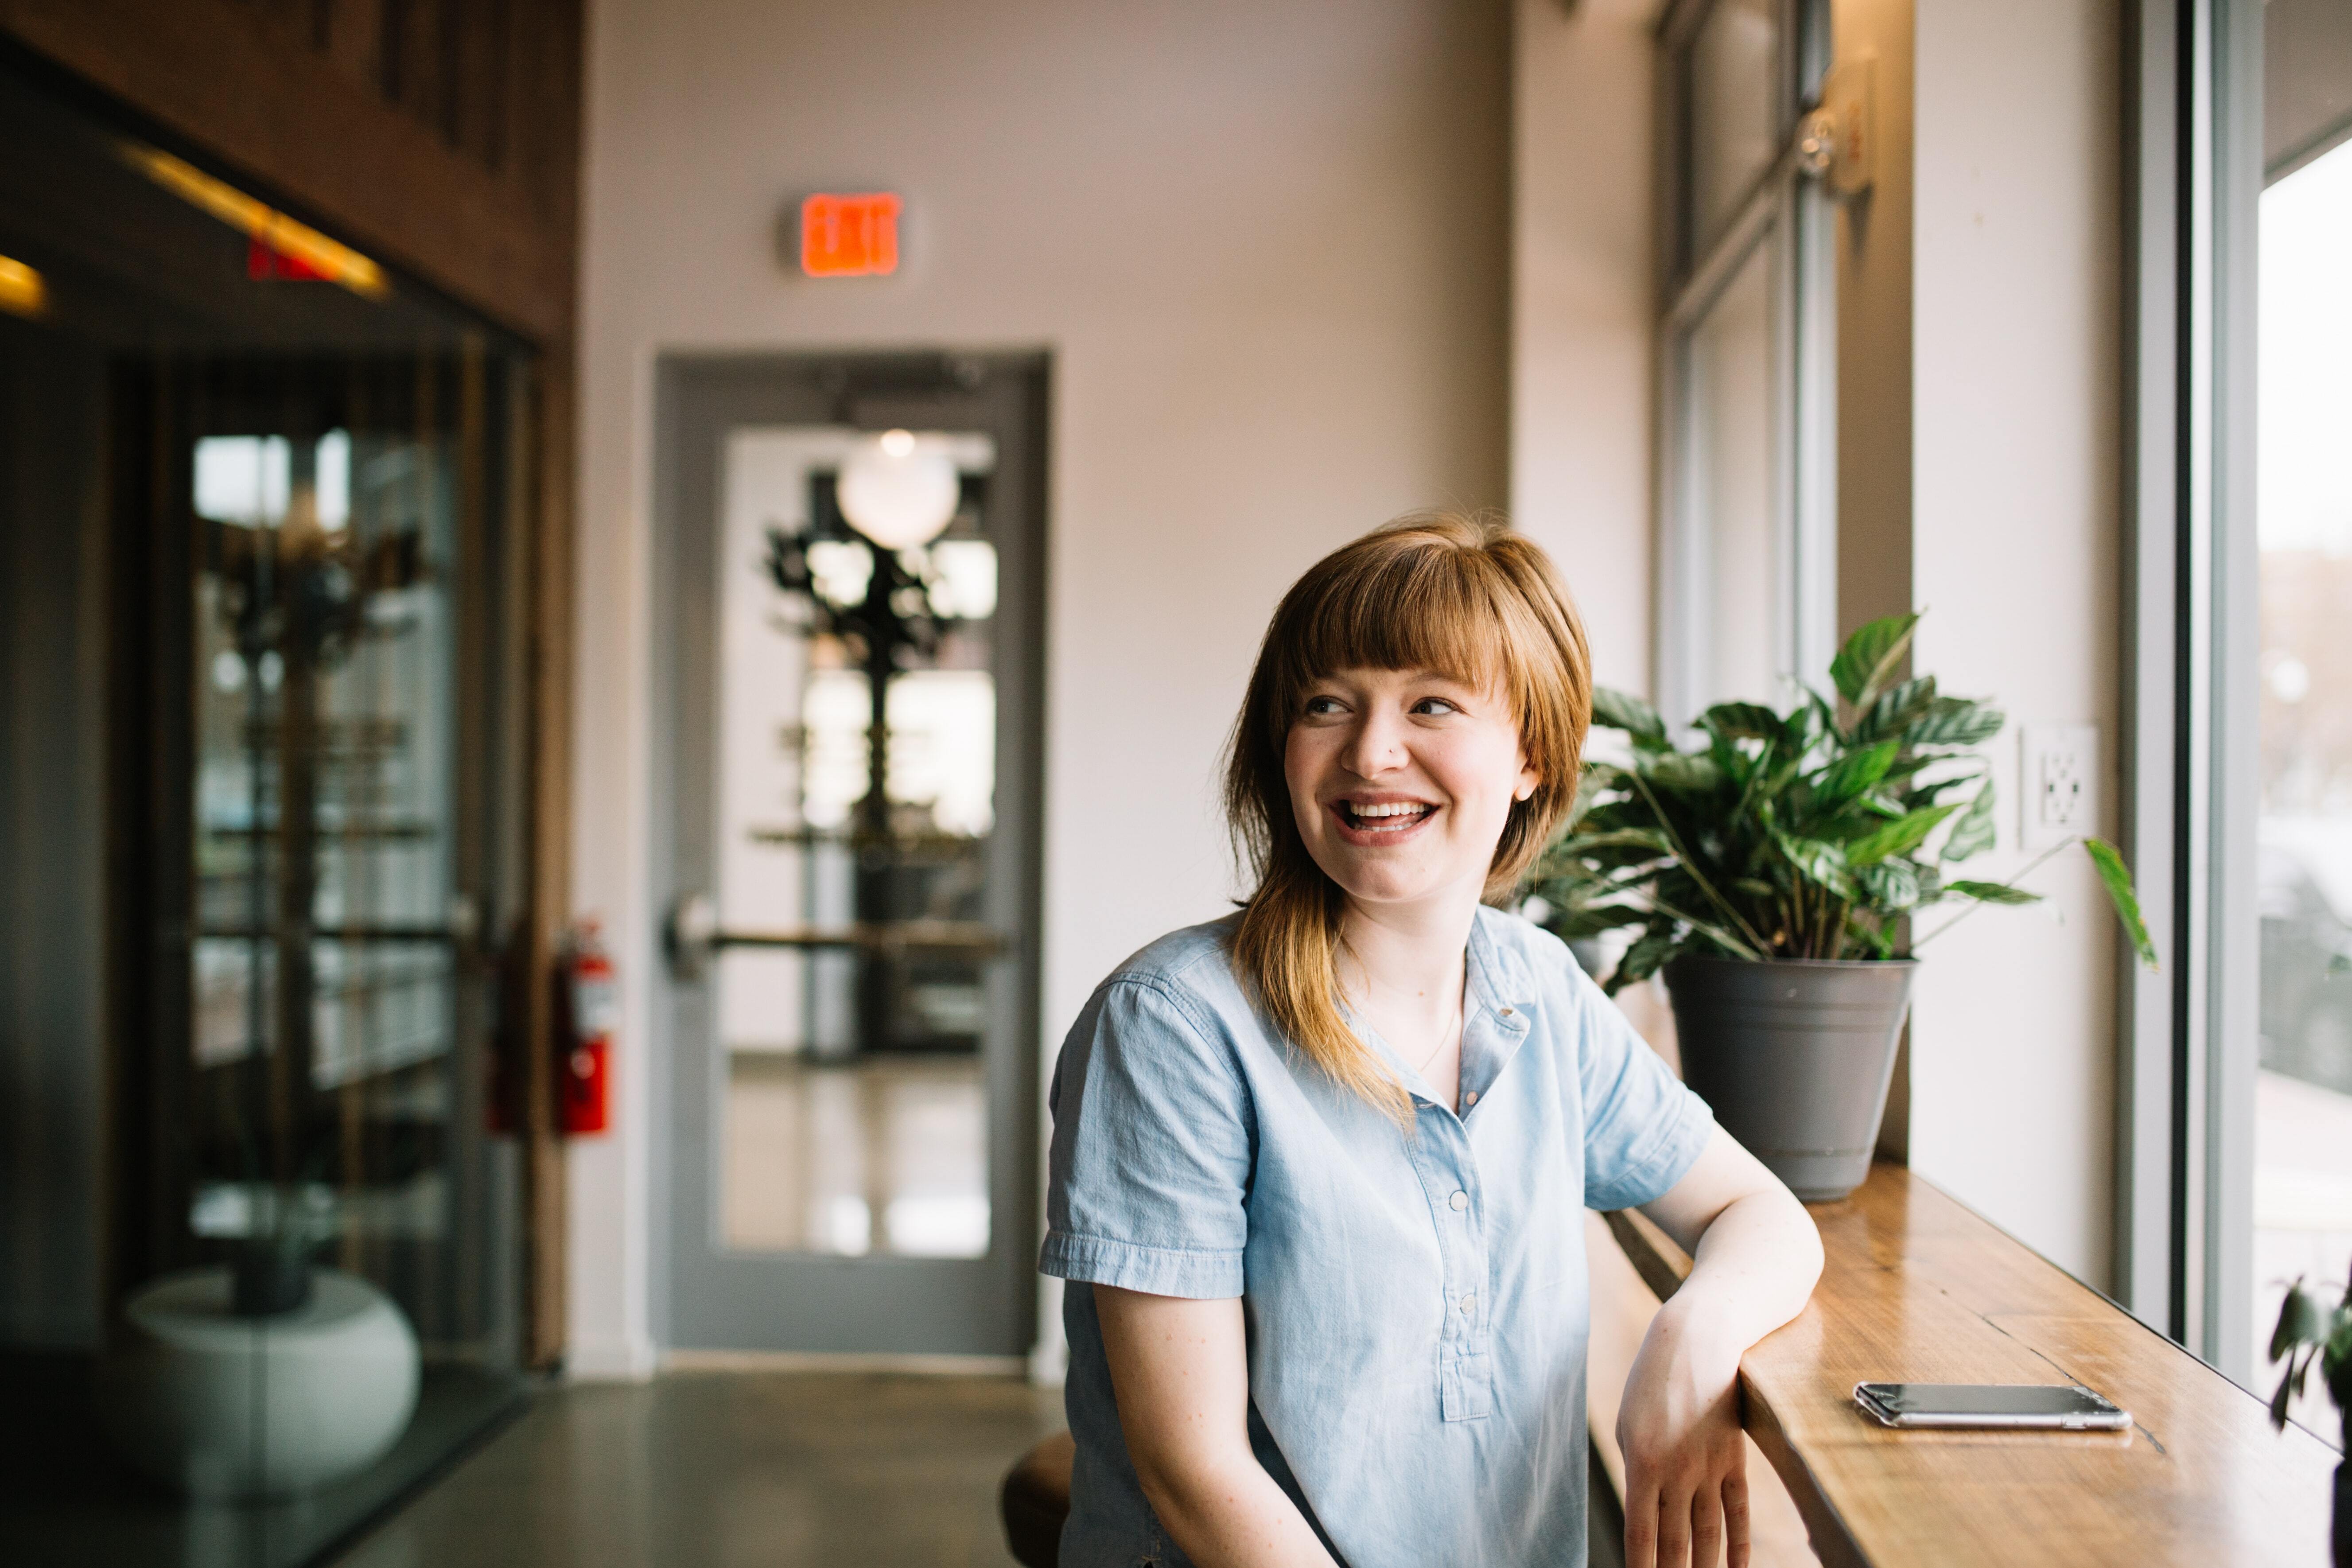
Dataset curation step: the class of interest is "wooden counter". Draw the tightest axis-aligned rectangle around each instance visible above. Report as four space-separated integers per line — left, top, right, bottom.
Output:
1603 1163 2342 1566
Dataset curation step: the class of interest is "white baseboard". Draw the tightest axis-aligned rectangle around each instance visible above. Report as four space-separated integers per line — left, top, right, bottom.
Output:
563 1333 659 1381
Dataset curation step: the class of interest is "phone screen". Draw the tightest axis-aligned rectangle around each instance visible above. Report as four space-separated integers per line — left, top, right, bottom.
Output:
1854 1382 2125 1426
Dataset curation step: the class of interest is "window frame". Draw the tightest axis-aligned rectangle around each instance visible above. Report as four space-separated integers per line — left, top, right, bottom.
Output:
2117 0 2262 1378
1653 0 1837 727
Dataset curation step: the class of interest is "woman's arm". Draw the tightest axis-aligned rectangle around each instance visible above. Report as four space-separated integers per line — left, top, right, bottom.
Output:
1093 1284 1341 1568
1616 1125 1824 1568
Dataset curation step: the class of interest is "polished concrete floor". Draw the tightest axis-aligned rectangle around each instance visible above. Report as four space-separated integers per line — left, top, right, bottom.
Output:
331 1370 1062 1568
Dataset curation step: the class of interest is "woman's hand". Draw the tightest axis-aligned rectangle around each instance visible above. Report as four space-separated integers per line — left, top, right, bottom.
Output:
1616 1298 1751 1568
1617 1126 1825 1568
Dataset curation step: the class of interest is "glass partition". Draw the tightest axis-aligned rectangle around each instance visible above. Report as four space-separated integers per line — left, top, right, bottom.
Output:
0 51 533 1568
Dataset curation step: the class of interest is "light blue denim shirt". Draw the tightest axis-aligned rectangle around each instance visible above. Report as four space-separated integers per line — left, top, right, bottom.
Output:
1041 906 1714 1568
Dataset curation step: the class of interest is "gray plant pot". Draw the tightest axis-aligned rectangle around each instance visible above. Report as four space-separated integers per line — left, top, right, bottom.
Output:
1660 955 1918 1202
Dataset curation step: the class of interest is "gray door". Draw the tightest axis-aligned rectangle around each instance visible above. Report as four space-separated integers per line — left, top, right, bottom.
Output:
652 354 1045 1356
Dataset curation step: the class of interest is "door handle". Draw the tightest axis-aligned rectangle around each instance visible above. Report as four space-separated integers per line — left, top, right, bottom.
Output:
665 891 1008 982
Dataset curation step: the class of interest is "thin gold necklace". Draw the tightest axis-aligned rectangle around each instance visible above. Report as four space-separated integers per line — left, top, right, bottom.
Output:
1403 987 1466 1077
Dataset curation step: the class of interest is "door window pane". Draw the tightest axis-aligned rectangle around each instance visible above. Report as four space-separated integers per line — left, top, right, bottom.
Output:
711 428 998 1258
2252 136 2352 1435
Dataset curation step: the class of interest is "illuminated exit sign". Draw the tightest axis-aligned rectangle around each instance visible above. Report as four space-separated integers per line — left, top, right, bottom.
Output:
800 192 901 277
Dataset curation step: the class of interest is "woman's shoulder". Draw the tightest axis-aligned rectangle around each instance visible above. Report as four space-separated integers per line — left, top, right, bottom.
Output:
1101 913 1240 983
1094 914 1246 1016
1471 903 1584 994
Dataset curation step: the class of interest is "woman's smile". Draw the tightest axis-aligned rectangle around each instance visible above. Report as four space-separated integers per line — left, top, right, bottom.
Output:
1327 792 1440 844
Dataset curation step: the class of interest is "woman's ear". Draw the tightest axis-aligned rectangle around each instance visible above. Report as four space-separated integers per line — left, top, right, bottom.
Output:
1513 753 1539 802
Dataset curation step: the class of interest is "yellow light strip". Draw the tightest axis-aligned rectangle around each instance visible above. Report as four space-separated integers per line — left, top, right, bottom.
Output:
0 254 44 318
119 144 389 301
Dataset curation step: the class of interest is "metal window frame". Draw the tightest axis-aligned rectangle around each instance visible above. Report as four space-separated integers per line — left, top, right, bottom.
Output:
1654 0 1837 728
2116 0 2260 1377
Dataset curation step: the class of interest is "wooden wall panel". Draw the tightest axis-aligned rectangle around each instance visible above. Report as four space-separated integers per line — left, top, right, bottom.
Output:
0 0 578 343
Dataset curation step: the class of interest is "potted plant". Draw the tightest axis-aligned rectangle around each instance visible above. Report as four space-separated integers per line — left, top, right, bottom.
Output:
1523 612 2153 1200
2269 1267 2352 1567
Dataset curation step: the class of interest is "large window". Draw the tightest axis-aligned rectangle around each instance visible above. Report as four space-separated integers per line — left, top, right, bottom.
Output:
2125 0 2352 1434
1656 0 1835 723
2244 9 2352 1431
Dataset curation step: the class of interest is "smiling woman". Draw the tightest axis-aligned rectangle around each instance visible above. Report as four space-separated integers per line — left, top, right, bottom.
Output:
1038 514 1826 1568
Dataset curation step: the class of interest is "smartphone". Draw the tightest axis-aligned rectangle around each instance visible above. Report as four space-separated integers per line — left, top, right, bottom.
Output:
1851 1382 2130 1431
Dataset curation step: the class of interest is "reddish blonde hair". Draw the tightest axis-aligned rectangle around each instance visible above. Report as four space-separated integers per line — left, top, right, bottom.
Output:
1223 513 1593 1119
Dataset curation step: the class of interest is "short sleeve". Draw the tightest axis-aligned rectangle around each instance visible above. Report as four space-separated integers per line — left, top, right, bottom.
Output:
1572 963 1715 1212
1039 976 1253 1299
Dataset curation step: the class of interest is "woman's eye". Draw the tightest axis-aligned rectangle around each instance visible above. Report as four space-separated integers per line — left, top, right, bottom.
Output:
1412 696 1460 716
1302 696 1345 717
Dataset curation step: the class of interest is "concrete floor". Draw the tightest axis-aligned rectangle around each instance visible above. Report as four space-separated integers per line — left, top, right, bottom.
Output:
331 1371 1065 1568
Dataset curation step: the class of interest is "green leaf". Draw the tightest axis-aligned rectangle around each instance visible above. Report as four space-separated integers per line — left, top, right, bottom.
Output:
2270 1356 2300 1430
1811 740 1900 808
1851 677 1939 745
1906 696 2007 748
1700 701 1785 743
1846 802 1961 866
1857 859 1923 911
1645 751 1725 797
1547 902 1649 939
1942 781 1998 862
1591 687 1669 748
1945 879 2041 906
2084 837 2158 969
1830 612 1920 709
1772 830 1853 895
2272 1280 2328 1363
1609 926 1680 993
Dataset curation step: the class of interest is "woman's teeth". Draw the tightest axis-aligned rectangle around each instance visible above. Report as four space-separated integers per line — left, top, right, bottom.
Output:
1345 802 1433 831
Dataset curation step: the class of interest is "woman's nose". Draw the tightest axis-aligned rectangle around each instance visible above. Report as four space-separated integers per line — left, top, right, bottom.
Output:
1342 712 1406 778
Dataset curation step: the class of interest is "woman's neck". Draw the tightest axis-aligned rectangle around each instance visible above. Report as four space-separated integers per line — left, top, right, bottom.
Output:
1336 878 1483 1020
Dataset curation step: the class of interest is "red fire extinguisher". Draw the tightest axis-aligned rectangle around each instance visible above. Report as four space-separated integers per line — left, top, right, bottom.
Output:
560 918 618 1136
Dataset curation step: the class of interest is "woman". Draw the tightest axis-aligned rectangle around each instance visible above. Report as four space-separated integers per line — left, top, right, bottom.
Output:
1042 515 1822 1568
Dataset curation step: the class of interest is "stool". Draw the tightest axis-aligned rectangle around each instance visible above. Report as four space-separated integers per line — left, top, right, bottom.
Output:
999 1429 1075 1567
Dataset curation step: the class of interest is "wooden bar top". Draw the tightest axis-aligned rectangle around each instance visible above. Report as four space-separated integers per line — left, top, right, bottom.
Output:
1603 1163 2341 1566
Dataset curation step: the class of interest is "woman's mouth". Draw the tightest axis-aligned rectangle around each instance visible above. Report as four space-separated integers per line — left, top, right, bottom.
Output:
1330 799 1438 842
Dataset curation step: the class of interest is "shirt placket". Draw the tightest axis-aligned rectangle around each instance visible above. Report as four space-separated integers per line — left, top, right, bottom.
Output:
1414 1011 1502 1424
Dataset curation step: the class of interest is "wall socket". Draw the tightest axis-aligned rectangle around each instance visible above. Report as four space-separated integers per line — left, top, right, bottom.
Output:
2019 724 2099 851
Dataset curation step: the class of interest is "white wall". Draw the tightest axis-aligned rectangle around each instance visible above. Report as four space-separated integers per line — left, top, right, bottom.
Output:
1512 0 1659 697
570 0 1510 1375
1908 0 2122 1288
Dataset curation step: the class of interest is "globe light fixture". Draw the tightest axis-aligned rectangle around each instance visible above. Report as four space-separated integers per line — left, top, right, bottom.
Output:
836 428 960 549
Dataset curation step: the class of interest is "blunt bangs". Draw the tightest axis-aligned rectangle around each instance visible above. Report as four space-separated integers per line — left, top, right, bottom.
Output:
1260 530 1535 746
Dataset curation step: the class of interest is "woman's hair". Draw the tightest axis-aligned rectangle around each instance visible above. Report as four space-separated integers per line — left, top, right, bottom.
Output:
1223 511 1594 1119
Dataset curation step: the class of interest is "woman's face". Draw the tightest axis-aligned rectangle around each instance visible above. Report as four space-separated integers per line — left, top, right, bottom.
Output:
1283 666 1538 917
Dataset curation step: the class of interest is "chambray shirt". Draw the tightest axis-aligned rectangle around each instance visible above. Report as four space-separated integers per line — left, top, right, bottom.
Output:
1041 907 1714 1568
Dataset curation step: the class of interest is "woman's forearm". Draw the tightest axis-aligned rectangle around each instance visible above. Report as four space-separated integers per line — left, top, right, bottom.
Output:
1095 1284 1340 1568
1665 1183 1823 1355
1134 1454 1341 1568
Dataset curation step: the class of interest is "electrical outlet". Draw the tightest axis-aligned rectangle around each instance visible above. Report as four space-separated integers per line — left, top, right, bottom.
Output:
2019 724 2099 851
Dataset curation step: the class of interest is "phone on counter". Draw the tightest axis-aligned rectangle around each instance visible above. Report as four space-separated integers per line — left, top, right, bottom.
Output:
1852 1382 2130 1431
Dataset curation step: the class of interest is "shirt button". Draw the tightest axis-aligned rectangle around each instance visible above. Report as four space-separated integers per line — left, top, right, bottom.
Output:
1459 1293 1477 1316
1499 1008 1513 1017
1449 1190 1469 1211
1464 1090 1479 1106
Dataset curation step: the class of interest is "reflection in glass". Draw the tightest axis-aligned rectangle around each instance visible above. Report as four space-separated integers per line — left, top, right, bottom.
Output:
713 428 998 1257
1689 0 1781 257
0 51 529 1565
2252 138 2352 1438
1687 235 1780 711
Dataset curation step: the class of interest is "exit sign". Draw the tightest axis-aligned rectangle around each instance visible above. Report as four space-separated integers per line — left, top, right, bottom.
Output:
801 192 901 277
